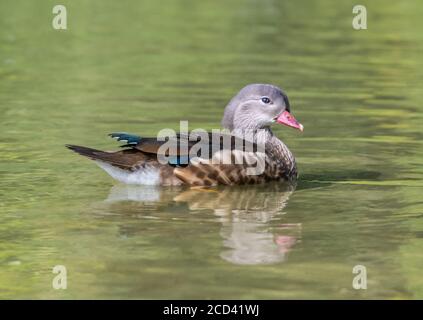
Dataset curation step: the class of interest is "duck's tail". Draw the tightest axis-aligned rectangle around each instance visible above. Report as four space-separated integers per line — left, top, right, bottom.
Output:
65 144 108 161
66 144 149 171
66 144 160 185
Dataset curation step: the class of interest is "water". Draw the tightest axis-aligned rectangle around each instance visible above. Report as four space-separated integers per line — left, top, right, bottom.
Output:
1 0 423 299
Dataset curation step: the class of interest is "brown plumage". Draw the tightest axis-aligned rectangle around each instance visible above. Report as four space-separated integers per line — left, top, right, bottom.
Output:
66 84 303 186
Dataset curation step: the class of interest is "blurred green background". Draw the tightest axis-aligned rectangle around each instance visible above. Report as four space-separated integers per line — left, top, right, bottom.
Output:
0 0 423 299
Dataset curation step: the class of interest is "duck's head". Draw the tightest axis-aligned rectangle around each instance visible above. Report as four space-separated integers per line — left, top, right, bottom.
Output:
222 84 303 132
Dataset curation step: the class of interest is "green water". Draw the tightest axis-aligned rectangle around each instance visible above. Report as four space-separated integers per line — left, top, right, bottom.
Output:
1 0 423 299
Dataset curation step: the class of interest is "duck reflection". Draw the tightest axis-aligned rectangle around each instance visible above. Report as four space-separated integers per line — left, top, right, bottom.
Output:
104 182 301 265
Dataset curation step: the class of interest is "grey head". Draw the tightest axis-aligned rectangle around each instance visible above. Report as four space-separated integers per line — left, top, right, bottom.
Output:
222 84 303 132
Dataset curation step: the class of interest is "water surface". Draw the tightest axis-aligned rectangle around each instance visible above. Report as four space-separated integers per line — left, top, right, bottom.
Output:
1 0 423 299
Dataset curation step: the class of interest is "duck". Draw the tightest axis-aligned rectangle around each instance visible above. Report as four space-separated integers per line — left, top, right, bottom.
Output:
66 83 303 186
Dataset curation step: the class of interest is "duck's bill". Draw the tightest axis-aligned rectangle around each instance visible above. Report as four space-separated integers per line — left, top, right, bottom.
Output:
276 111 304 132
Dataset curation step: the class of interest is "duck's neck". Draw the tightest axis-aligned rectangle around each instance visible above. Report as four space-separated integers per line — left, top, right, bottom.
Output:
231 127 297 177
230 127 274 146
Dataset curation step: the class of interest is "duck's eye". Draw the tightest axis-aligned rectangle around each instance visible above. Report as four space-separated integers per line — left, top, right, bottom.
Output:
261 97 271 104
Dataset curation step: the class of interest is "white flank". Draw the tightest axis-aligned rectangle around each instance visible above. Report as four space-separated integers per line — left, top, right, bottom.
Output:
95 161 161 185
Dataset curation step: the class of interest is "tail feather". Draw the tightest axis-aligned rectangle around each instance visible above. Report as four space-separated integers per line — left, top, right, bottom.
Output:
66 144 107 160
66 144 149 170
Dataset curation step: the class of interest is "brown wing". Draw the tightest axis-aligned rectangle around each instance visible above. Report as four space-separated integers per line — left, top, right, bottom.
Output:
133 132 259 158
114 132 264 186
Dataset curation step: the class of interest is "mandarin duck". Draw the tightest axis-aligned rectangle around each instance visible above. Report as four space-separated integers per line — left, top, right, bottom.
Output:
66 84 303 186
